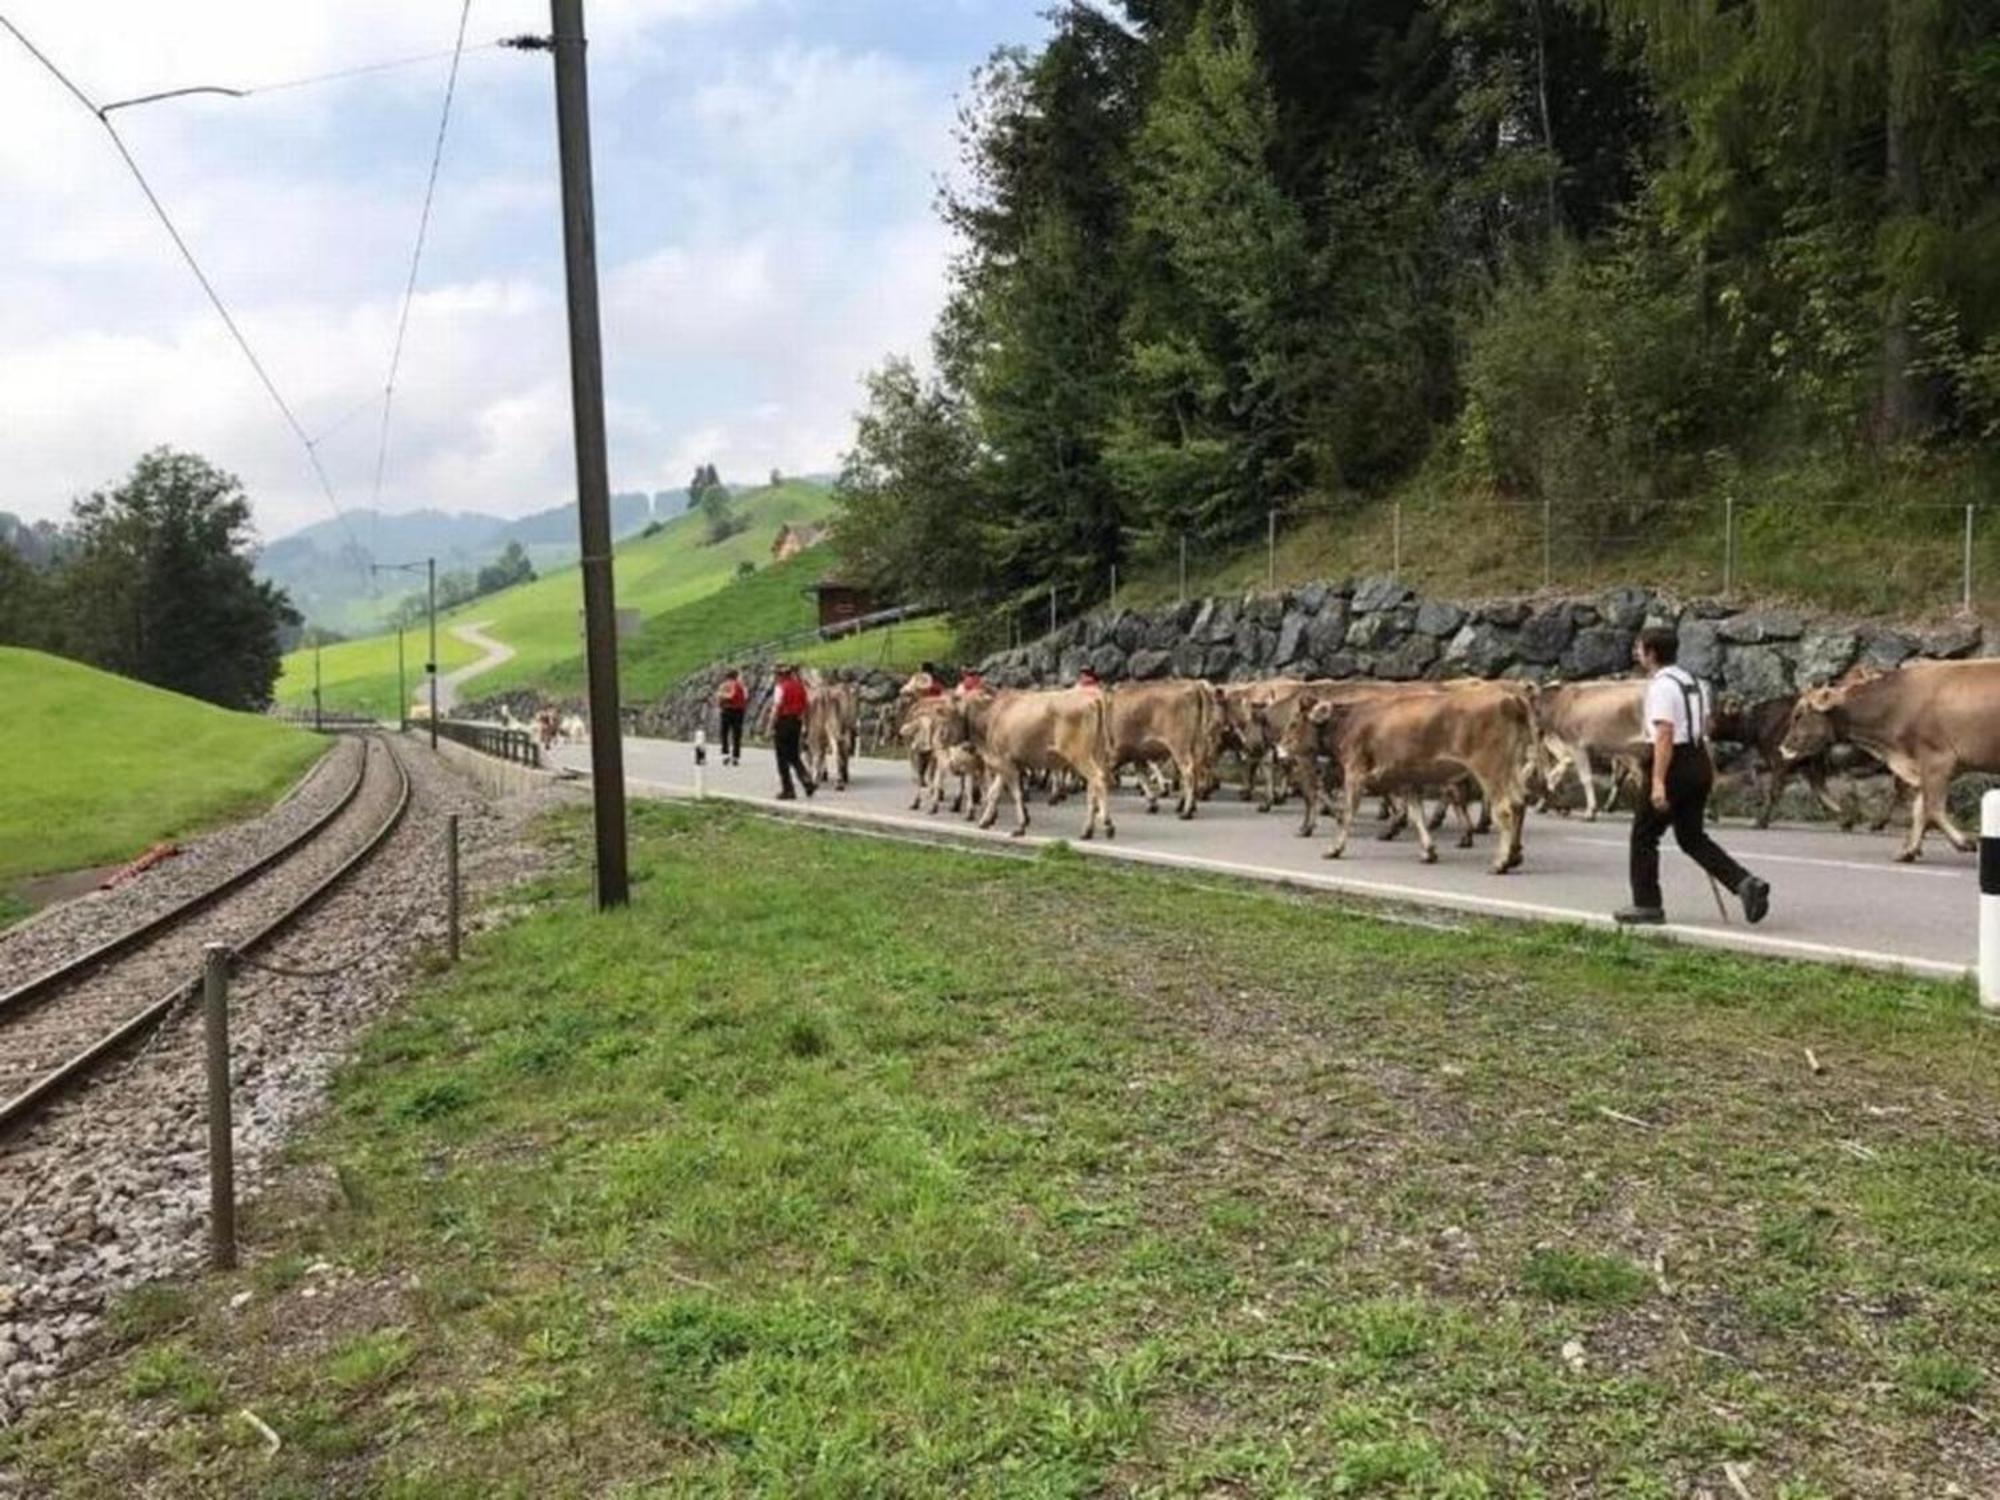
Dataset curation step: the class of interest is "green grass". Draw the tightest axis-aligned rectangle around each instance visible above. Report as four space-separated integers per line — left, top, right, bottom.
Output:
11 804 2000 1496
0 647 327 887
1123 450 1998 622
276 481 837 717
795 613 959 675
577 550 829 702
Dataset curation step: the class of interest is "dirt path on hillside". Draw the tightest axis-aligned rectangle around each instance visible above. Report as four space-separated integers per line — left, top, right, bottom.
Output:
436 622 515 711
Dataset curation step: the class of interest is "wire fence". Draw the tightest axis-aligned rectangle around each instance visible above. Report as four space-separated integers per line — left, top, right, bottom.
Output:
1051 495 1996 633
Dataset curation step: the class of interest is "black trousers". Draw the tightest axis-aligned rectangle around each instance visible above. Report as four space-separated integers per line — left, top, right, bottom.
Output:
1630 748 1749 909
718 706 744 761
773 715 812 795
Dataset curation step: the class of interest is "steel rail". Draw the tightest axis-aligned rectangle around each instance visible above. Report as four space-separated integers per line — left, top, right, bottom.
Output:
0 736 413 1135
0 739 369 1025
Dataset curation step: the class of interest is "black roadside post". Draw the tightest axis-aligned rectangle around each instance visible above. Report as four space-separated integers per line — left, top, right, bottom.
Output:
312 636 322 732
427 556 440 751
515 0 630 909
396 624 407 732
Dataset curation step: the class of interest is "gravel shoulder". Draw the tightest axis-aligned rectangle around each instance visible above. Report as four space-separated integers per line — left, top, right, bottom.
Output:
0 735 578 1429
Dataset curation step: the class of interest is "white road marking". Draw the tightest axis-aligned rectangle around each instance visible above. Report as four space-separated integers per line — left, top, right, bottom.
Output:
1562 833 1967 880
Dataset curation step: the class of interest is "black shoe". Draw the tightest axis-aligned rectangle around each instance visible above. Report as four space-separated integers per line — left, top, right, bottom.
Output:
1740 876 1770 925
802 780 817 799
776 789 796 801
1613 905 1665 926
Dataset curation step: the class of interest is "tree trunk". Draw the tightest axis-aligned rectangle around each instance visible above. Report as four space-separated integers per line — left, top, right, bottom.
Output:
1530 0 1560 239
1872 90 1928 443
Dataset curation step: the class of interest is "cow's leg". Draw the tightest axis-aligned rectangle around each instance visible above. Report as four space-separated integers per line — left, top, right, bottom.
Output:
1754 752 1789 828
1869 775 1909 833
1294 758 1318 838
1324 776 1360 860
1493 796 1525 873
1410 797 1439 863
1802 760 1849 827
1176 754 1199 819
1140 760 1163 815
1451 788 1477 849
1919 760 1973 854
1378 798 1409 842
1425 798 1450 833
1576 748 1602 821
1010 767 1033 837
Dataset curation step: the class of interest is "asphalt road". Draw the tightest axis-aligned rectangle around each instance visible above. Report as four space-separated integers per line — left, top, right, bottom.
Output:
436 623 514 712
557 735 1980 982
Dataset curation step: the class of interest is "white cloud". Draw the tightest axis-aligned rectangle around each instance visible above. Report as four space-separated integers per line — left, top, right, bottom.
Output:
0 2 973 540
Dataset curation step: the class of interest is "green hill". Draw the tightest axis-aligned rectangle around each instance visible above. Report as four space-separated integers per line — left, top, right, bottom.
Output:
276 481 836 717
0 647 327 891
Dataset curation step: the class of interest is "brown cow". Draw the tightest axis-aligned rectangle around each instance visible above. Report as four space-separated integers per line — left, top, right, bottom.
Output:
1533 680 1647 819
1107 680 1226 818
1711 692 1856 828
953 688 1117 840
804 674 859 790
1280 682 1535 873
1780 658 2000 861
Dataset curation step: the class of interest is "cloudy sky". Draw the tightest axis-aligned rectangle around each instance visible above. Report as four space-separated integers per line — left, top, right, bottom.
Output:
1 0 1052 541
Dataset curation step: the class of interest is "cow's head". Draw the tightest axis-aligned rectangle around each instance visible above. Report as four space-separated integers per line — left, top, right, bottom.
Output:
1276 698 1335 762
1779 686 1843 761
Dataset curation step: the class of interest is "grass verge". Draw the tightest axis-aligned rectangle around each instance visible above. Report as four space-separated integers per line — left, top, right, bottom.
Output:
0 647 328 887
9 804 1998 1496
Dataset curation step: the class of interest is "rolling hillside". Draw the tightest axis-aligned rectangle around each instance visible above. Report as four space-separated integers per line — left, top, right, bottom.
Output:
0 647 327 889
275 480 837 717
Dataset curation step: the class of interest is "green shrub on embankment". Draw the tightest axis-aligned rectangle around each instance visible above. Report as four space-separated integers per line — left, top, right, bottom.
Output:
0 646 326 887
11 802 1998 1495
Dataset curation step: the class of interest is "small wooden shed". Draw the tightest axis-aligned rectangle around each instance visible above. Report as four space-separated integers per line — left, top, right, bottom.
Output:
810 579 879 633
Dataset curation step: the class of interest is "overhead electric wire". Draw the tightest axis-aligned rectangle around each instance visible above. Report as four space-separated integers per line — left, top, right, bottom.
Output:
0 12 365 561
96 39 505 114
370 0 476 514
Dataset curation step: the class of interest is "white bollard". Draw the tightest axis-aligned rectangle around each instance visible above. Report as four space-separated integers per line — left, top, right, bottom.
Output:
693 727 708 799
1982 790 2000 1013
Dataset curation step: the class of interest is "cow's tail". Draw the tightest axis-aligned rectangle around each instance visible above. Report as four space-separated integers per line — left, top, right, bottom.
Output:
1094 689 1116 777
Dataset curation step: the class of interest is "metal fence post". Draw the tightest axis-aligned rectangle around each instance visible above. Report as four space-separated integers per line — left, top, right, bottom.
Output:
1049 586 1057 636
1983 791 2000 1013
1965 503 1975 615
1178 533 1188 603
1110 562 1118 612
202 944 236 1272
1392 501 1402 583
1541 498 1553 590
1724 495 1736 597
1267 509 1277 590
446 814 461 964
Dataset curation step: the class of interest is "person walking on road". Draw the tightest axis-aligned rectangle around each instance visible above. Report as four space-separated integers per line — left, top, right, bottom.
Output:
716 668 747 766
769 662 816 801
1615 626 1771 927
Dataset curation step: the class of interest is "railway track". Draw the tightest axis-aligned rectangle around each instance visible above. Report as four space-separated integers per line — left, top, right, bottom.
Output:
0 733 412 1135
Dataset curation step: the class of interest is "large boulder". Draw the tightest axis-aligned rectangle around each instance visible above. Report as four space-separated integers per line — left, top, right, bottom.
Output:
1057 647 1086 683
1443 621 1516 677
1918 619 1983 660
1479 599 1531 627
1860 628 1917 670
1516 607 1575 664
1415 599 1467 638
1718 609 1805 645
1275 611 1311 666
1724 644 1792 701
1172 642 1207 678
1346 610 1403 652
1600 585 1653 630
1678 620 1723 679
1317 650 1360 679
1352 575 1413 613
1295 581 1331 615
1187 599 1218 644
1372 634 1439 681
1145 614 1186 651
1087 644 1125 679
1203 646 1237 679
1796 628 1859 685
1250 593 1286 628
1562 625 1634 679
1306 606 1350 661
1204 599 1242 644
1111 613 1146 653
1127 648 1174 680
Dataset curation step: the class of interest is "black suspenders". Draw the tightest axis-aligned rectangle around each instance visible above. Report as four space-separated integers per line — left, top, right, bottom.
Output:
1669 670 1706 745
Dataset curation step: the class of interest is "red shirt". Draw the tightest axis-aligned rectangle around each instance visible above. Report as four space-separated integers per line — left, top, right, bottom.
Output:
774 675 809 718
719 679 747 710
957 673 985 696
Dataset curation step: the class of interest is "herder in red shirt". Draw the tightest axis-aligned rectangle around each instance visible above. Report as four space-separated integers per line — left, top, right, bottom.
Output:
1076 667 1102 692
715 667 748 765
955 665 987 698
769 663 816 800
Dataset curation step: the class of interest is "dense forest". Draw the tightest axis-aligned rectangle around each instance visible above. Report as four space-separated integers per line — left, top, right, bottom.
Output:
834 0 2000 639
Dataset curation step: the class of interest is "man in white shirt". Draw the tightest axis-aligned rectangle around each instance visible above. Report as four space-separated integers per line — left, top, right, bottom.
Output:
1614 626 1771 926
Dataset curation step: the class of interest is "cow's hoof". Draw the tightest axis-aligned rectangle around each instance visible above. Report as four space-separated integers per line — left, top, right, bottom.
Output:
1498 850 1524 874
1322 848 1342 861
1145 804 1158 815
1103 823 1116 840
1457 835 1475 849
1894 848 1919 864
1421 848 1438 865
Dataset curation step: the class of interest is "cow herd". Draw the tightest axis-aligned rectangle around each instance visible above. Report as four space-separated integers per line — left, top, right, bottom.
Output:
859 657 2000 869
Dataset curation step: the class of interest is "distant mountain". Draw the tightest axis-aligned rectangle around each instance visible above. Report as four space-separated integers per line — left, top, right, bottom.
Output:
257 480 829 634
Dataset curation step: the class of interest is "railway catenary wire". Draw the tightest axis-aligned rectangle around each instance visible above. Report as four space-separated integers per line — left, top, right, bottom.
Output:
0 733 412 1135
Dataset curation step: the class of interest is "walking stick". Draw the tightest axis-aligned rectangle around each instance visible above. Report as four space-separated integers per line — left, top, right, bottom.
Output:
1706 873 1732 924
